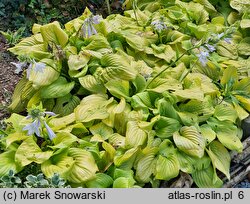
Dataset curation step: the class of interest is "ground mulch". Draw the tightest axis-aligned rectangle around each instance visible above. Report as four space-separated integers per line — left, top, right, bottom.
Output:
0 35 22 120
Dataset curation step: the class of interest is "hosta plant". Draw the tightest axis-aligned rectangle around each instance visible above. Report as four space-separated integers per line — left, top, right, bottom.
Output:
1 0 250 188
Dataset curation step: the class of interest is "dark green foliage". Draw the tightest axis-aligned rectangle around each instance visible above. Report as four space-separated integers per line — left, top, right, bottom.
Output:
0 0 123 35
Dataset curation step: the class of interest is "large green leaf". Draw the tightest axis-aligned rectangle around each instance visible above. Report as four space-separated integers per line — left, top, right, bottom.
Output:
213 103 238 123
135 147 157 183
79 75 106 94
8 34 51 60
41 151 74 178
40 21 68 47
155 155 179 180
125 121 148 148
98 53 137 82
40 77 75 99
53 94 81 116
200 124 216 145
173 126 206 158
66 148 98 183
238 37 250 56
114 147 140 170
206 141 231 180
48 113 75 130
230 0 250 12
0 151 22 177
113 168 136 187
154 116 181 139
74 94 113 122
86 173 113 188
28 59 60 89
68 52 90 71
5 132 29 148
90 122 114 140
15 137 53 167
207 118 243 152
105 80 130 100
51 132 78 149
192 165 223 188
176 151 197 174
147 78 182 93
174 87 204 101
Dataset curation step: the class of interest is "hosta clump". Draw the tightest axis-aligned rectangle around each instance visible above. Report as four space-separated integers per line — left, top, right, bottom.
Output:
1 0 250 188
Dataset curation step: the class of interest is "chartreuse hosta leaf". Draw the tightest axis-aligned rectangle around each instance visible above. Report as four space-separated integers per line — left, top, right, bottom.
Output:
155 140 180 181
5 113 26 132
48 113 75 130
68 51 90 71
98 53 137 82
105 80 131 100
190 154 223 187
41 150 74 178
53 94 80 116
156 98 180 120
113 168 136 188
125 121 148 148
154 116 181 139
173 126 206 158
40 21 68 47
0 151 22 177
79 75 106 94
147 77 182 93
5 132 29 148
135 147 158 183
86 173 113 188
235 95 250 112
74 94 113 122
221 66 238 86
90 122 113 140
29 59 60 89
15 137 53 167
8 34 51 60
114 147 140 170
103 98 127 128
213 103 238 123
200 124 216 145
192 165 223 188
207 118 243 152
66 148 98 183
40 77 75 99
50 132 78 149
206 141 231 180
233 101 249 120
176 151 197 174
8 77 33 113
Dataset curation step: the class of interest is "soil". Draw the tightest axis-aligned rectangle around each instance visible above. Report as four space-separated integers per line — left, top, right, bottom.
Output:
0 35 22 120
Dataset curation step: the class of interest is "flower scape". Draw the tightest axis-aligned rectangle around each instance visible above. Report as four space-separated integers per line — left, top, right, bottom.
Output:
1 0 250 188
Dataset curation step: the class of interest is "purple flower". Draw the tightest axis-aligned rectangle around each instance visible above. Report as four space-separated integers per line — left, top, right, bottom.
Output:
34 62 46 73
23 105 56 140
205 44 216 52
151 20 167 32
10 61 27 74
26 60 46 79
44 122 56 140
197 50 210 66
224 38 232 44
80 15 102 38
23 119 41 137
92 15 103 24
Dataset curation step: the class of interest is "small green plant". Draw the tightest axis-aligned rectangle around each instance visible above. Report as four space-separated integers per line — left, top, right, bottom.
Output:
0 170 22 188
0 170 69 188
0 27 25 45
